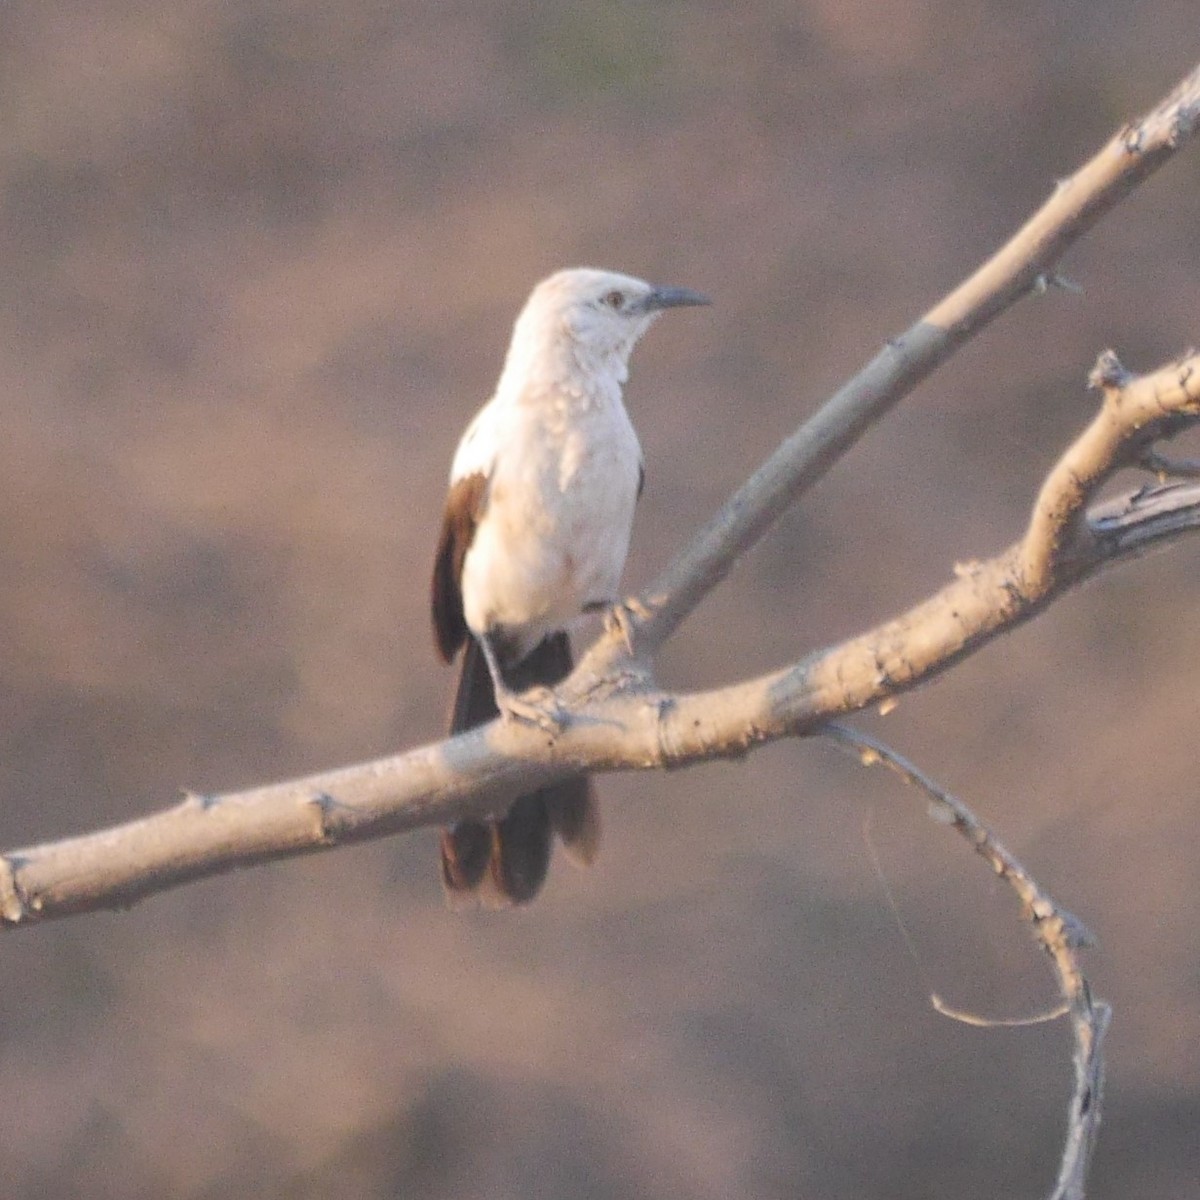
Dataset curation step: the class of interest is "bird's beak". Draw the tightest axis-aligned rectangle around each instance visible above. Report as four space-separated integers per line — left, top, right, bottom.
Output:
640 285 712 313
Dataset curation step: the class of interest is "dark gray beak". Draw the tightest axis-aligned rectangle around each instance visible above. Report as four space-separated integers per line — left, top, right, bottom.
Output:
640 285 712 313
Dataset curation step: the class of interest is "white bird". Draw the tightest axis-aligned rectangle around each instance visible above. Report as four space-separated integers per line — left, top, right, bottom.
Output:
431 267 709 906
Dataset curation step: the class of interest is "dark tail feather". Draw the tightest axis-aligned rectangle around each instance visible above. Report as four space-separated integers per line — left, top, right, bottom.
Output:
550 786 601 867
487 794 554 903
439 633 599 908
439 820 490 894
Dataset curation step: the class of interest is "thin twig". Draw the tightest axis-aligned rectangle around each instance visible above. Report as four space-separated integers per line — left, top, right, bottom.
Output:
823 723 1108 1200
1137 447 1200 479
859 811 1069 1028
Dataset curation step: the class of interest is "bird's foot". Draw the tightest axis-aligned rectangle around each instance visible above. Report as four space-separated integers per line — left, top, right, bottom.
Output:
478 632 567 735
603 597 653 656
497 684 567 735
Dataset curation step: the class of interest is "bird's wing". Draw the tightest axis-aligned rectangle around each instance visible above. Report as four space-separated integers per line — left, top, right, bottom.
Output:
449 399 500 483
432 396 503 662
431 470 489 663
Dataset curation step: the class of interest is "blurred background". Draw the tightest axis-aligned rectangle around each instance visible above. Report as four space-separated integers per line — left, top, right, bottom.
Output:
1 2 1198 1196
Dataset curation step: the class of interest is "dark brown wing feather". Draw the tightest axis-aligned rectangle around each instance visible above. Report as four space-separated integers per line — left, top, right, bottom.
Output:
431 472 489 664
439 632 599 908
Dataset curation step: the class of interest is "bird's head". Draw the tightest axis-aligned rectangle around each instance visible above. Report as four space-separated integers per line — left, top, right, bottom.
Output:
502 267 710 390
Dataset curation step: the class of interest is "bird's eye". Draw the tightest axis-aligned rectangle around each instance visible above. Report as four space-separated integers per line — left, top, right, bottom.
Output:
602 290 625 310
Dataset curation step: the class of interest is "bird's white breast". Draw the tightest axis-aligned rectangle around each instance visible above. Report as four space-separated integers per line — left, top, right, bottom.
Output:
455 380 642 652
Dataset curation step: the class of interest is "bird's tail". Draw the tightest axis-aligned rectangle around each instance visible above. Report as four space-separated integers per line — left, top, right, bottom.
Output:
439 632 599 907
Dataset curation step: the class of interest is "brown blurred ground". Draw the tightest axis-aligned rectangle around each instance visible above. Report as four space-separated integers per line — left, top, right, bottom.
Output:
1 3 1199 1197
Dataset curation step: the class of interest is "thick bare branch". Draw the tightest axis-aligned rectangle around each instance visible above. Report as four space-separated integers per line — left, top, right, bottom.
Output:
608 59 1200 664
3 350 1199 926
653 352 1200 752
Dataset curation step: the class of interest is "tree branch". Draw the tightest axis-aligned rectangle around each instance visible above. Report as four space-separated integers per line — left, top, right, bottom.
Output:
3 64 1200 929
2 348 1198 927
823 724 1108 1200
609 59 1200 663
646 358 1200 761
1137 447 1200 480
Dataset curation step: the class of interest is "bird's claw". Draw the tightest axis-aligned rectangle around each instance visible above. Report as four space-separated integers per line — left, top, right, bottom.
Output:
498 685 567 735
604 598 652 656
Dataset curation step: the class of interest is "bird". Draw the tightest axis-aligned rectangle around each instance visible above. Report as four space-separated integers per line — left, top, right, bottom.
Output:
430 267 710 907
